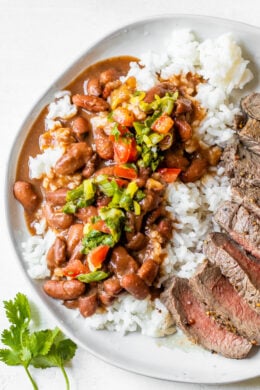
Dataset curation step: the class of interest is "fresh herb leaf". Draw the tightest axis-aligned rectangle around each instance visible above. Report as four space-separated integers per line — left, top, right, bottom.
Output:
4 292 31 329
133 201 141 215
77 271 109 283
63 179 96 214
95 175 119 197
31 335 77 390
81 230 114 254
0 293 77 390
0 348 21 366
111 123 121 141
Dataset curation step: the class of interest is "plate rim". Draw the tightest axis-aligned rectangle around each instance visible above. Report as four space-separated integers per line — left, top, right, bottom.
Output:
5 13 260 385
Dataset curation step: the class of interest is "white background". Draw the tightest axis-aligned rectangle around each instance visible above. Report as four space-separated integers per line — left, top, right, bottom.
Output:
1 1 260 389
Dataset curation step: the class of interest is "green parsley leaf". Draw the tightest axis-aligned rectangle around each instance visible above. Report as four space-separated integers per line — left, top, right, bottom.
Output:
31 337 77 390
0 348 21 366
0 293 77 390
4 292 31 329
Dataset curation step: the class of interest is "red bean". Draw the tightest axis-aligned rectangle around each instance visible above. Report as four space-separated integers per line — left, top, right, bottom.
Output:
120 274 149 300
103 277 122 296
87 78 102 97
181 156 208 183
45 188 67 206
99 68 119 86
137 260 159 286
46 236 67 270
94 128 114 160
110 247 139 279
78 292 98 317
72 116 90 140
44 204 74 230
43 279 85 300
175 119 192 142
13 181 39 213
67 224 84 257
55 142 93 175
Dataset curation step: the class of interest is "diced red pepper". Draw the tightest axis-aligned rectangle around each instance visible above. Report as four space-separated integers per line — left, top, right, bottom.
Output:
109 124 129 142
114 137 138 164
157 168 181 183
151 114 174 134
114 178 129 187
62 259 89 278
114 138 131 163
112 107 135 127
128 138 138 162
114 164 137 180
90 220 111 234
88 245 110 269
110 125 138 164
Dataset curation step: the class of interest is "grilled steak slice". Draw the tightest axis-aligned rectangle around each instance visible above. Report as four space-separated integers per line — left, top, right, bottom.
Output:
241 93 260 120
221 139 260 188
232 186 260 218
214 201 260 259
191 260 260 344
203 233 260 313
238 118 260 156
161 277 252 359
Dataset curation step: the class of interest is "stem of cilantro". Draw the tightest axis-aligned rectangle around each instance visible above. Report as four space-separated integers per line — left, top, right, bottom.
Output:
60 364 70 390
24 365 38 390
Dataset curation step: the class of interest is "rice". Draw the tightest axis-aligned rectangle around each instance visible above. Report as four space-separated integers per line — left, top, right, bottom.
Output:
80 295 175 337
21 229 55 279
29 147 63 179
22 29 253 336
161 169 231 281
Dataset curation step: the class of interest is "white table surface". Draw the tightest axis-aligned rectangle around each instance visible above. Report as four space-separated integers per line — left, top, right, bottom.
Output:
1 1 260 389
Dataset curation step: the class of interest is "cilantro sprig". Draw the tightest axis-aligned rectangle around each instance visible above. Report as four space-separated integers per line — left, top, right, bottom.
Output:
0 293 77 390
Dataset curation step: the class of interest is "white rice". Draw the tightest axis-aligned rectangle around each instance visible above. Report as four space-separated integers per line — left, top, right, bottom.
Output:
45 91 77 130
80 295 175 337
21 29 253 336
29 147 63 179
21 229 56 279
161 169 231 281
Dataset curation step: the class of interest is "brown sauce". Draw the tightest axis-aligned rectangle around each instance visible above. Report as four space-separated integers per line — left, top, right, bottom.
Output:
16 56 137 182
13 54 222 318
16 56 137 231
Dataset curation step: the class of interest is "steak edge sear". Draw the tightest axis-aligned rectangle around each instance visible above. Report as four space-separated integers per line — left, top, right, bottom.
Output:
214 201 260 260
203 232 260 313
190 260 260 344
161 276 252 359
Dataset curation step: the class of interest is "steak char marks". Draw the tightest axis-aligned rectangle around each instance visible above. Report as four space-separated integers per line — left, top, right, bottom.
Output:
214 201 260 260
221 140 260 189
231 186 260 219
203 232 260 313
190 260 260 344
161 276 252 359
238 92 260 155
238 118 260 156
241 92 260 121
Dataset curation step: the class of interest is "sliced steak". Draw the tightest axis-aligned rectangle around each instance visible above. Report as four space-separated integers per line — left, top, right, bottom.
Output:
238 118 260 156
203 233 260 313
241 93 260 120
191 260 260 344
161 276 252 359
221 139 260 188
214 201 260 259
232 186 260 218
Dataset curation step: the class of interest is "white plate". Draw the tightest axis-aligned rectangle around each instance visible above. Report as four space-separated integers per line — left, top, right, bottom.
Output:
6 14 260 384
